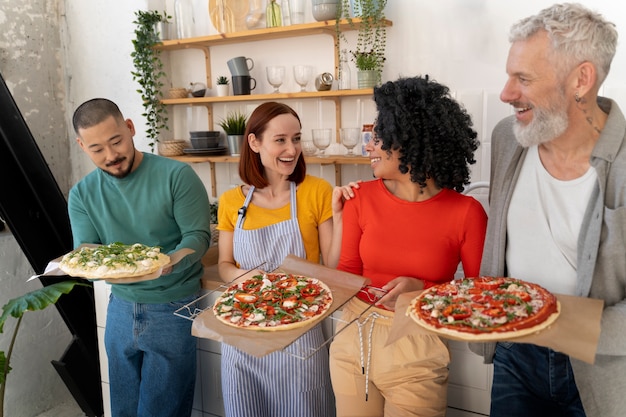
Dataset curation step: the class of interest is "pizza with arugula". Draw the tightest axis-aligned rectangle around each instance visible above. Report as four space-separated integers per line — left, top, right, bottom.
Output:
213 272 333 331
407 276 560 341
59 242 170 279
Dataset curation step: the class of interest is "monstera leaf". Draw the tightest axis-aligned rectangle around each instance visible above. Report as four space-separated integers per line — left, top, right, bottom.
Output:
0 280 85 333
0 280 87 416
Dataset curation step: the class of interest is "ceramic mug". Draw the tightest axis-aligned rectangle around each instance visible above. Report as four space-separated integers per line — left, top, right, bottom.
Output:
232 75 257 95
227 56 255 76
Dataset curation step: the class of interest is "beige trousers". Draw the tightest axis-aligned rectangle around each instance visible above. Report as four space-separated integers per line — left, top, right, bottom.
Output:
329 298 450 417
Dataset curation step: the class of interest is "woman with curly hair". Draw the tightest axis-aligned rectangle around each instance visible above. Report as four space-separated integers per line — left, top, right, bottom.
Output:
329 75 488 417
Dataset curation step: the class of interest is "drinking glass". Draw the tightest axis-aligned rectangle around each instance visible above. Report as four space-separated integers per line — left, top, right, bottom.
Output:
340 127 360 156
266 66 285 93
312 128 332 156
293 65 313 92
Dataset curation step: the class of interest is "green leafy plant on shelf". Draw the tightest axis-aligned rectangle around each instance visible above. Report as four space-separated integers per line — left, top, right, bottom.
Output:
218 111 248 135
335 0 388 84
0 280 89 417
131 10 171 152
216 76 229 85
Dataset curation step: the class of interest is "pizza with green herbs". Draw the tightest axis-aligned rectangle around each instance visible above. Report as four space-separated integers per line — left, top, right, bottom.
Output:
213 272 333 331
407 277 560 341
59 242 170 279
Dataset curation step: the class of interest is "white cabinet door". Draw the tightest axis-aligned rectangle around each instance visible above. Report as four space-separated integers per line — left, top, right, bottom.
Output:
447 340 492 415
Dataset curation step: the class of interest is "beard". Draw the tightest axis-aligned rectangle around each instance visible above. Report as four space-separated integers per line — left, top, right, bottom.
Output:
104 153 134 179
512 91 569 148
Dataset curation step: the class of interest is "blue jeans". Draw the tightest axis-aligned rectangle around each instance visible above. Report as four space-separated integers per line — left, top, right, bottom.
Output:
104 293 198 417
491 342 586 417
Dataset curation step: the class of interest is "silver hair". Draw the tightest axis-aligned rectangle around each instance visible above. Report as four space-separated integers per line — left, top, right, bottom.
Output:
509 3 617 85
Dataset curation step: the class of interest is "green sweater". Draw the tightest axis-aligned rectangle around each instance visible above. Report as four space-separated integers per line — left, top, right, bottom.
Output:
68 153 211 303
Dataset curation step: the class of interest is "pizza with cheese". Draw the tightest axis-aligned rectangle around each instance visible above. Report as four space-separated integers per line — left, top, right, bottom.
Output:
213 272 333 331
59 242 170 279
407 276 560 341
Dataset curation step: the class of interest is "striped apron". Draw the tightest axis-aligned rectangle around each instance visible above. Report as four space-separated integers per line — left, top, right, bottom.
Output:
222 182 336 417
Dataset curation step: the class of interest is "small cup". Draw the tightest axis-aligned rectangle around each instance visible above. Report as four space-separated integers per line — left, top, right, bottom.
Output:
232 76 257 95
227 56 255 76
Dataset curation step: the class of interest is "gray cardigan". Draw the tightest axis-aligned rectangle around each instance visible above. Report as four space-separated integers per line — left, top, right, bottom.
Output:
471 98 626 417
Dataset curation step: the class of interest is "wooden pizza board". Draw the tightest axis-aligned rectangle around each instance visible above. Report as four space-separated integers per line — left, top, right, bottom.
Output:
191 254 368 358
389 290 604 364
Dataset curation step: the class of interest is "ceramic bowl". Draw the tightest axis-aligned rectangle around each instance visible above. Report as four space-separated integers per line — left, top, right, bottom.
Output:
190 136 220 149
190 131 221 138
312 3 338 21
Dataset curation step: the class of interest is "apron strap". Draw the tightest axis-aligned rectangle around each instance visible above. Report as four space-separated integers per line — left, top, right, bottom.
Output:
236 185 255 229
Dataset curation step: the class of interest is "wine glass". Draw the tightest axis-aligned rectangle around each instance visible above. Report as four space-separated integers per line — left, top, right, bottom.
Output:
340 127 361 156
266 66 285 93
293 65 313 92
312 128 332 156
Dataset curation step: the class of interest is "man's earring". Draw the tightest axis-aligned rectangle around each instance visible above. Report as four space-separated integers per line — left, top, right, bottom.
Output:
575 91 582 103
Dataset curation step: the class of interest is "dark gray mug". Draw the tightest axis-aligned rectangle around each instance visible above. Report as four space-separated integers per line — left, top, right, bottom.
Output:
232 76 257 95
227 56 255 76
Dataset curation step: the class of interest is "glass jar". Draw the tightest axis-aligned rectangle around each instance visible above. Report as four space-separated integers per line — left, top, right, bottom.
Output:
315 72 333 91
246 0 266 29
361 123 374 156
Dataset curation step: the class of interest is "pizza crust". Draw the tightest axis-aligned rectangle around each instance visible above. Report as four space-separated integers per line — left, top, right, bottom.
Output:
59 243 171 280
408 299 561 341
213 274 333 332
406 277 561 342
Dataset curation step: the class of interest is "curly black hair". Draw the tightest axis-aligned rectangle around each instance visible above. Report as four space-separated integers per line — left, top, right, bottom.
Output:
373 75 479 192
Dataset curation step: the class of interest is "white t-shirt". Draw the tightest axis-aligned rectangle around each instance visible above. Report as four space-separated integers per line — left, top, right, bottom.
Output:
506 145 596 295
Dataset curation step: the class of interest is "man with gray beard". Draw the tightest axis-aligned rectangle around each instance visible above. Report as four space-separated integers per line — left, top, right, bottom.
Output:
470 3 626 417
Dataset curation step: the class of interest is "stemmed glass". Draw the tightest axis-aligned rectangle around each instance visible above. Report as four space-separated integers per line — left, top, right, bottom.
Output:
266 66 285 93
312 128 332 157
293 65 313 92
340 127 361 156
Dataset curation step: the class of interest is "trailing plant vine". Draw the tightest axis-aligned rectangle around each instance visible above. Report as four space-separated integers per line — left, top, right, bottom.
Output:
131 10 170 152
335 0 388 84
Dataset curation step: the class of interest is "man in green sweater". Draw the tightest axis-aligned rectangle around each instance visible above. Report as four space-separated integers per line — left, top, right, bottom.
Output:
69 98 211 417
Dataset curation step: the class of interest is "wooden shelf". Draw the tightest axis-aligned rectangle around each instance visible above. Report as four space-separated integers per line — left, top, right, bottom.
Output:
169 154 370 164
154 18 393 51
158 17 391 197
162 88 375 105
170 154 370 197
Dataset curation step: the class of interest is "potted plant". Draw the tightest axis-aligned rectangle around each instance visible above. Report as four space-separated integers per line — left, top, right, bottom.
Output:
218 111 248 156
1 280 87 417
216 76 230 97
336 0 388 88
131 10 171 152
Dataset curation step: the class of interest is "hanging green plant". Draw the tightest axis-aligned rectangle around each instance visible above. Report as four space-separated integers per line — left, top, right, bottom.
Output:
335 0 388 84
131 10 171 152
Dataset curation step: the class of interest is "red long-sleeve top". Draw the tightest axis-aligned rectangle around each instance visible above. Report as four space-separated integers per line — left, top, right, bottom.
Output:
338 179 487 292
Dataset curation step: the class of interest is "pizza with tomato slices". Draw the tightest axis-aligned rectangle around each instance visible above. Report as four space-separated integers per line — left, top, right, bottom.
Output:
407 277 560 341
213 272 333 331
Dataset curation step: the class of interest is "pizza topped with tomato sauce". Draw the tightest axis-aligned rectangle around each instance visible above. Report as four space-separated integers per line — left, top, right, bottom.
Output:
213 272 333 331
407 277 560 341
